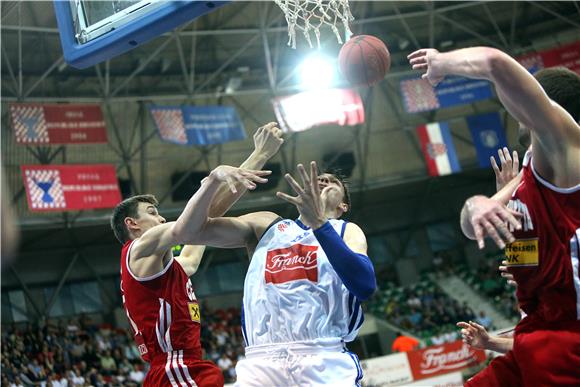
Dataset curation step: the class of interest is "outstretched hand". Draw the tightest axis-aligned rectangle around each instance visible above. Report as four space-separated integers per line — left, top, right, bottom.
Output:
499 260 517 287
457 321 490 350
465 195 522 249
210 166 271 194
491 147 519 192
276 161 327 230
253 122 284 160
407 48 445 86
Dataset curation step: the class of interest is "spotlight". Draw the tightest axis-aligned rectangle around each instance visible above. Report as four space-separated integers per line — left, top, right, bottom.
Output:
299 54 335 90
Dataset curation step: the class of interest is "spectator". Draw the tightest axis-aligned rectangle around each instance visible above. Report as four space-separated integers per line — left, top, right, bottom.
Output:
391 332 420 353
476 311 493 330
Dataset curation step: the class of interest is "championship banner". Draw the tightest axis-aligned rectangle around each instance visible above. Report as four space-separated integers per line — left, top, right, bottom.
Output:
517 41 580 74
149 105 246 145
361 352 413 386
466 112 508 168
10 103 107 144
272 88 365 132
406 340 486 381
400 76 494 114
21 164 122 212
416 121 461 176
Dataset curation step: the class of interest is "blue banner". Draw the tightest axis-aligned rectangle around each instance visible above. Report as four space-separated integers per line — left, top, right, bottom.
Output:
466 112 508 168
149 105 245 145
400 76 494 113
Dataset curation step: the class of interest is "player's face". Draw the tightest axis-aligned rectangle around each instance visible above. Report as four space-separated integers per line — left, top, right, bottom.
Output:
134 202 166 233
317 174 347 211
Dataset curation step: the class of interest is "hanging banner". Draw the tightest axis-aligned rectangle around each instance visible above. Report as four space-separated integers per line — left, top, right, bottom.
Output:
517 41 580 74
10 104 108 144
406 340 486 381
416 121 461 177
149 105 246 145
400 76 494 114
466 112 508 168
272 88 365 132
21 164 121 212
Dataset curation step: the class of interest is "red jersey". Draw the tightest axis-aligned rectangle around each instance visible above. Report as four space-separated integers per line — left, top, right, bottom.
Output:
120 240 202 362
506 151 580 327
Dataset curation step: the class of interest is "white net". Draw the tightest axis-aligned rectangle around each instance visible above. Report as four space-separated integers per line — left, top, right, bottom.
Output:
273 0 354 49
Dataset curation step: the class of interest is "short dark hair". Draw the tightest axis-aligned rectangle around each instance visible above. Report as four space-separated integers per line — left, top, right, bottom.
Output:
110 194 158 244
534 67 580 122
324 169 351 209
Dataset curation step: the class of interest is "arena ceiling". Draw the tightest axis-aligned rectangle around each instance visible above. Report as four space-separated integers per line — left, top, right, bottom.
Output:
1 1 580 268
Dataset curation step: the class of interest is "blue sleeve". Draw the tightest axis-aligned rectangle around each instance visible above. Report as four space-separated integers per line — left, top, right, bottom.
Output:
313 221 376 300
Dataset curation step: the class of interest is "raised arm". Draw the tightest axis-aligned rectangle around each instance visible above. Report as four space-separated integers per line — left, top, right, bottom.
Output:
208 122 283 217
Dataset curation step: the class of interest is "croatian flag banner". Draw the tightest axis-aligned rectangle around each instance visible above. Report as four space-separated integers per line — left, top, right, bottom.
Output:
416 122 461 176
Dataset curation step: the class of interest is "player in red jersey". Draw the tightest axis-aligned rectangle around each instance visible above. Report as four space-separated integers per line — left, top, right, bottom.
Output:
409 47 580 385
110 124 283 387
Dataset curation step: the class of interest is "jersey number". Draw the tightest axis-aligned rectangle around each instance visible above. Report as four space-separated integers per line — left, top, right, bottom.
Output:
188 302 200 323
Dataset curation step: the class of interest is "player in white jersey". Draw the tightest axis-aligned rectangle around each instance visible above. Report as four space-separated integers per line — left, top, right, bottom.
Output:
186 161 376 386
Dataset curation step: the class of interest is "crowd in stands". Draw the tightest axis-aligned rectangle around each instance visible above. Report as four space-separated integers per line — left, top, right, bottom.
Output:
456 257 521 320
1 305 245 386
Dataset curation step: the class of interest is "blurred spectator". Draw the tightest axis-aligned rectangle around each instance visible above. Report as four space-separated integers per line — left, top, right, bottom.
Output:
391 332 419 353
476 311 493 330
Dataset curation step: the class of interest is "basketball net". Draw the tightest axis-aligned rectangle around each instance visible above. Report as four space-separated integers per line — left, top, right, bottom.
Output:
273 0 354 49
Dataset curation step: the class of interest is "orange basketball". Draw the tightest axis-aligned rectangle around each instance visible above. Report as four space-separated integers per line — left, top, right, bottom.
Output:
338 35 390 87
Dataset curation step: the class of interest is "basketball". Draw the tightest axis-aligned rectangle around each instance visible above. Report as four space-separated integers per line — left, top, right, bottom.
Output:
338 35 390 87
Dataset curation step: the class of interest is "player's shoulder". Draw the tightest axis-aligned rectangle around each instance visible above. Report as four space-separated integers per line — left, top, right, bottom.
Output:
239 211 280 224
343 221 364 234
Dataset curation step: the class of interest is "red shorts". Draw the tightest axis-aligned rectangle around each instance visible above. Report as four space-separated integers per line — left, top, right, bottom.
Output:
466 320 580 387
144 350 224 387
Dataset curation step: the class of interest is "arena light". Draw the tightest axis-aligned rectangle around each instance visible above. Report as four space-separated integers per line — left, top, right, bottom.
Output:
299 54 336 90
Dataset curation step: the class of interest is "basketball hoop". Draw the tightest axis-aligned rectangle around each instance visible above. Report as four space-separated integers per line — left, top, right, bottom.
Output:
273 0 354 49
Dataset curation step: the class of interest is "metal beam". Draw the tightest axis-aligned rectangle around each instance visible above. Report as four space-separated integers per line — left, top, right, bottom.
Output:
8 266 42 317
260 6 276 91
436 13 503 48
482 2 509 49
43 253 79 317
392 3 420 50
174 31 191 93
509 2 519 48
17 1 22 98
23 56 64 98
528 1 580 29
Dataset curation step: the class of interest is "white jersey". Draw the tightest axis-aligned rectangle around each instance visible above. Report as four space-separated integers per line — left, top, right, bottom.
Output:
241 218 364 347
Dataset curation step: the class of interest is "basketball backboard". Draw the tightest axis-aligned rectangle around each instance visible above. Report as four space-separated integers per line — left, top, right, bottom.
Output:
54 0 227 69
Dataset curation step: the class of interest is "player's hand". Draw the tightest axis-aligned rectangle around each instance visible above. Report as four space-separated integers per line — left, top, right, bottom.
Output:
491 148 519 192
276 161 327 230
407 48 445 86
253 122 284 160
457 321 490 350
499 260 517 287
209 166 271 194
465 195 522 249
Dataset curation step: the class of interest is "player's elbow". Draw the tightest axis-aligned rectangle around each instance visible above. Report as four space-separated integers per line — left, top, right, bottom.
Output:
356 276 377 301
486 48 514 83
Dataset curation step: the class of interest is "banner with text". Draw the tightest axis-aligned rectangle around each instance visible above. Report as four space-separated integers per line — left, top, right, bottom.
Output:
361 352 413 386
400 76 494 114
10 104 108 144
149 105 246 145
517 41 580 74
406 340 486 381
21 164 121 212
272 88 365 132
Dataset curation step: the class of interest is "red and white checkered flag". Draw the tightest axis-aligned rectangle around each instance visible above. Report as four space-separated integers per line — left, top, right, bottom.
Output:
400 78 440 113
10 104 50 144
150 108 188 144
24 169 66 210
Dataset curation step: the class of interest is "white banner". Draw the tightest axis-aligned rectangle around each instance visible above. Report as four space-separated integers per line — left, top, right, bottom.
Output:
405 371 463 386
361 353 413 387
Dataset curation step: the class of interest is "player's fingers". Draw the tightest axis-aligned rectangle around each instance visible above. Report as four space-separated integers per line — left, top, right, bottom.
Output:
456 322 470 329
490 156 500 175
508 280 517 287
512 151 519 174
244 169 272 176
225 176 237 194
409 56 428 65
482 219 506 249
498 148 506 165
473 222 485 250
276 191 300 205
407 50 426 60
490 214 515 243
499 265 508 272
297 164 310 187
503 147 512 163
471 322 486 332
240 171 269 184
284 173 305 196
412 63 429 70
263 122 278 130
498 208 522 231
